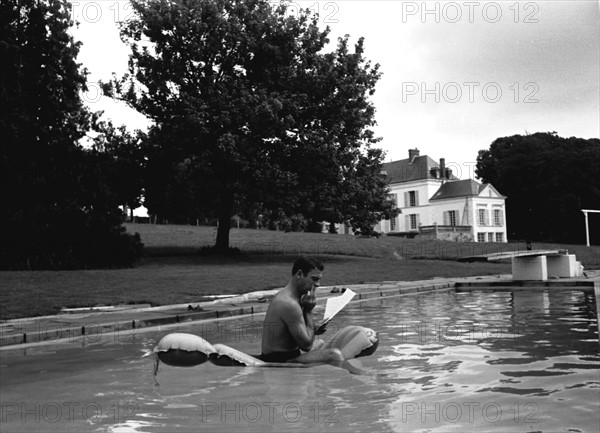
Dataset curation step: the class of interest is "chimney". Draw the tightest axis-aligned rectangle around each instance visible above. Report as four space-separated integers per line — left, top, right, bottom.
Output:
408 148 420 162
440 158 446 180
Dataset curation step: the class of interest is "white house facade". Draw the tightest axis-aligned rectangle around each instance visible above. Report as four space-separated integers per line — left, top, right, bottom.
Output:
337 148 508 242
424 179 507 242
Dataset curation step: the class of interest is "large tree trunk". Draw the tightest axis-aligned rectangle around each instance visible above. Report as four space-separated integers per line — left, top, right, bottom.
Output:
215 213 231 252
215 194 233 252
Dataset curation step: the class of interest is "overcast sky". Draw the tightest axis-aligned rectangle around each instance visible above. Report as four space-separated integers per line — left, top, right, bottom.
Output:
70 0 600 179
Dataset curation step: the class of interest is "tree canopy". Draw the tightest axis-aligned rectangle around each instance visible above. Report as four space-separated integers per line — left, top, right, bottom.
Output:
1 0 142 269
476 132 600 244
105 0 398 250
91 121 148 218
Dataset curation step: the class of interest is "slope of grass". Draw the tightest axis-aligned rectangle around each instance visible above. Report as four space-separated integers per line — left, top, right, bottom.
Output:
131 223 600 267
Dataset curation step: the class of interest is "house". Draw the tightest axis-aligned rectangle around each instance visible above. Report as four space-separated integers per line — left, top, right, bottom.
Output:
337 148 508 242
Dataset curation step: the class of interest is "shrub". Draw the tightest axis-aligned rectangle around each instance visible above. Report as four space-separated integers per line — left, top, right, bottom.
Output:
1 211 143 270
198 245 242 256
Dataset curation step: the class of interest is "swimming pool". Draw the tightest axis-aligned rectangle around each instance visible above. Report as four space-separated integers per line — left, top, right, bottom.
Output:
1 288 598 432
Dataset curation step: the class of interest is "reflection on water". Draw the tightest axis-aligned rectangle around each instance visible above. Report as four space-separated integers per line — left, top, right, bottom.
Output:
1 290 598 432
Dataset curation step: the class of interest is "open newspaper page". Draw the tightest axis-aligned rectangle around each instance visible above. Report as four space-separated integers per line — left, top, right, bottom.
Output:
323 289 356 324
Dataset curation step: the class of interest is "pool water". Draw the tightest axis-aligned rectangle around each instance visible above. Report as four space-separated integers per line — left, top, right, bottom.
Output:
1 289 598 432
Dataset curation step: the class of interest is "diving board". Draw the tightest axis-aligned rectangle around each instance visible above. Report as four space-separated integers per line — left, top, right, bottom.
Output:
458 250 562 262
459 250 583 281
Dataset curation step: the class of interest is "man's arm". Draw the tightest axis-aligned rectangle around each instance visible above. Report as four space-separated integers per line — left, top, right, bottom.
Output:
281 302 315 352
302 286 327 335
302 310 316 349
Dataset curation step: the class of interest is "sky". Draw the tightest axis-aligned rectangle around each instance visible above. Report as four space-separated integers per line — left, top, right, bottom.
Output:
69 0 600 180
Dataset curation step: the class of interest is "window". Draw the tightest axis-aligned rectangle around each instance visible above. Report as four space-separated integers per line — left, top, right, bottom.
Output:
477 233 486 242
404 190 419 207
391 193 398 206
390 216 396 231
488 232 494 242
493 209 503 226
448 210 457 226
495 233 503 242
443 210 458 226
406 214 419 230
478 208 488 226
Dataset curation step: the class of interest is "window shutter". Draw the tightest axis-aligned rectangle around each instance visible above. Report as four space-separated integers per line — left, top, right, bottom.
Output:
455 210 460 226
443 211 449 225
404 192 409 207
415 191 420 206
405 215 410 230
485 210 490 226
499 210 504 226
416 214 420 229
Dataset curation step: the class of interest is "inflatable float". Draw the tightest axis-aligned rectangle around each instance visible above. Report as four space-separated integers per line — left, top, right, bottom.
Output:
154 325 379 373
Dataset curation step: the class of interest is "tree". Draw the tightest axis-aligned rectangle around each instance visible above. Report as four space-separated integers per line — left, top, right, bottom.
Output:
476 132 600 244
105 0 397 251
91 121 147 219
344 148 398 235
0 0 142 269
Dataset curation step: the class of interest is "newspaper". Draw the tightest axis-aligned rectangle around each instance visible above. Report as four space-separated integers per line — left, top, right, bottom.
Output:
322 288 356 324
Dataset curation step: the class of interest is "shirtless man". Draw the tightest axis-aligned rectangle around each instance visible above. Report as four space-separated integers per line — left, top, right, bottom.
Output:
259 257 344 366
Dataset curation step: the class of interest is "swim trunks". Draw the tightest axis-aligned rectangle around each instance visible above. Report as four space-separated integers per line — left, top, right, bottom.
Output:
258 349 301 363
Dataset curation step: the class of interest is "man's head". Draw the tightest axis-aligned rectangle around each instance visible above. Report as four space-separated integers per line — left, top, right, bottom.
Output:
292 257 324 276
291 257 324 294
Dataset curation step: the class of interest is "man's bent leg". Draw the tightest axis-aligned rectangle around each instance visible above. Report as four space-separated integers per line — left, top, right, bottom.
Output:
291 348 343 365
291 348 364 374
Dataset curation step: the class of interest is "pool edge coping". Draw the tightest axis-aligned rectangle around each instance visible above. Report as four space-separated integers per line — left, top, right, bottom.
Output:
1 274 598 350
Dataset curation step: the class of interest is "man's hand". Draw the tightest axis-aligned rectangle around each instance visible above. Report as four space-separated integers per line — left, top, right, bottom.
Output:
301 287 317 312
315 321 328 335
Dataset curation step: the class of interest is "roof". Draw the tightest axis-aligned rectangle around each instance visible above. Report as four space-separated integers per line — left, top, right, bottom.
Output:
382 155 444 184
429 179 488 200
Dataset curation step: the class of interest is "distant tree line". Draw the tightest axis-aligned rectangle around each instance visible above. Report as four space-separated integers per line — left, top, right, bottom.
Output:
476 132 600 245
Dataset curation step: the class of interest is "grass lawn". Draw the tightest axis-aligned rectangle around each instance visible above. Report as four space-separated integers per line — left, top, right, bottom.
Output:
1 223 598 320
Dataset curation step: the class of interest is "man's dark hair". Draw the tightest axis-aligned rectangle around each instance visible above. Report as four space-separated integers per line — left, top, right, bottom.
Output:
292 257 324 275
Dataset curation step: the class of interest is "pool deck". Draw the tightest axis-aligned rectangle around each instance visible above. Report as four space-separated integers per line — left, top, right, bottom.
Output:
1 271 598 349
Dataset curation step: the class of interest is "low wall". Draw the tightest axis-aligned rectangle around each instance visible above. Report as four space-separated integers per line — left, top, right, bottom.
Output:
419 225 474 242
